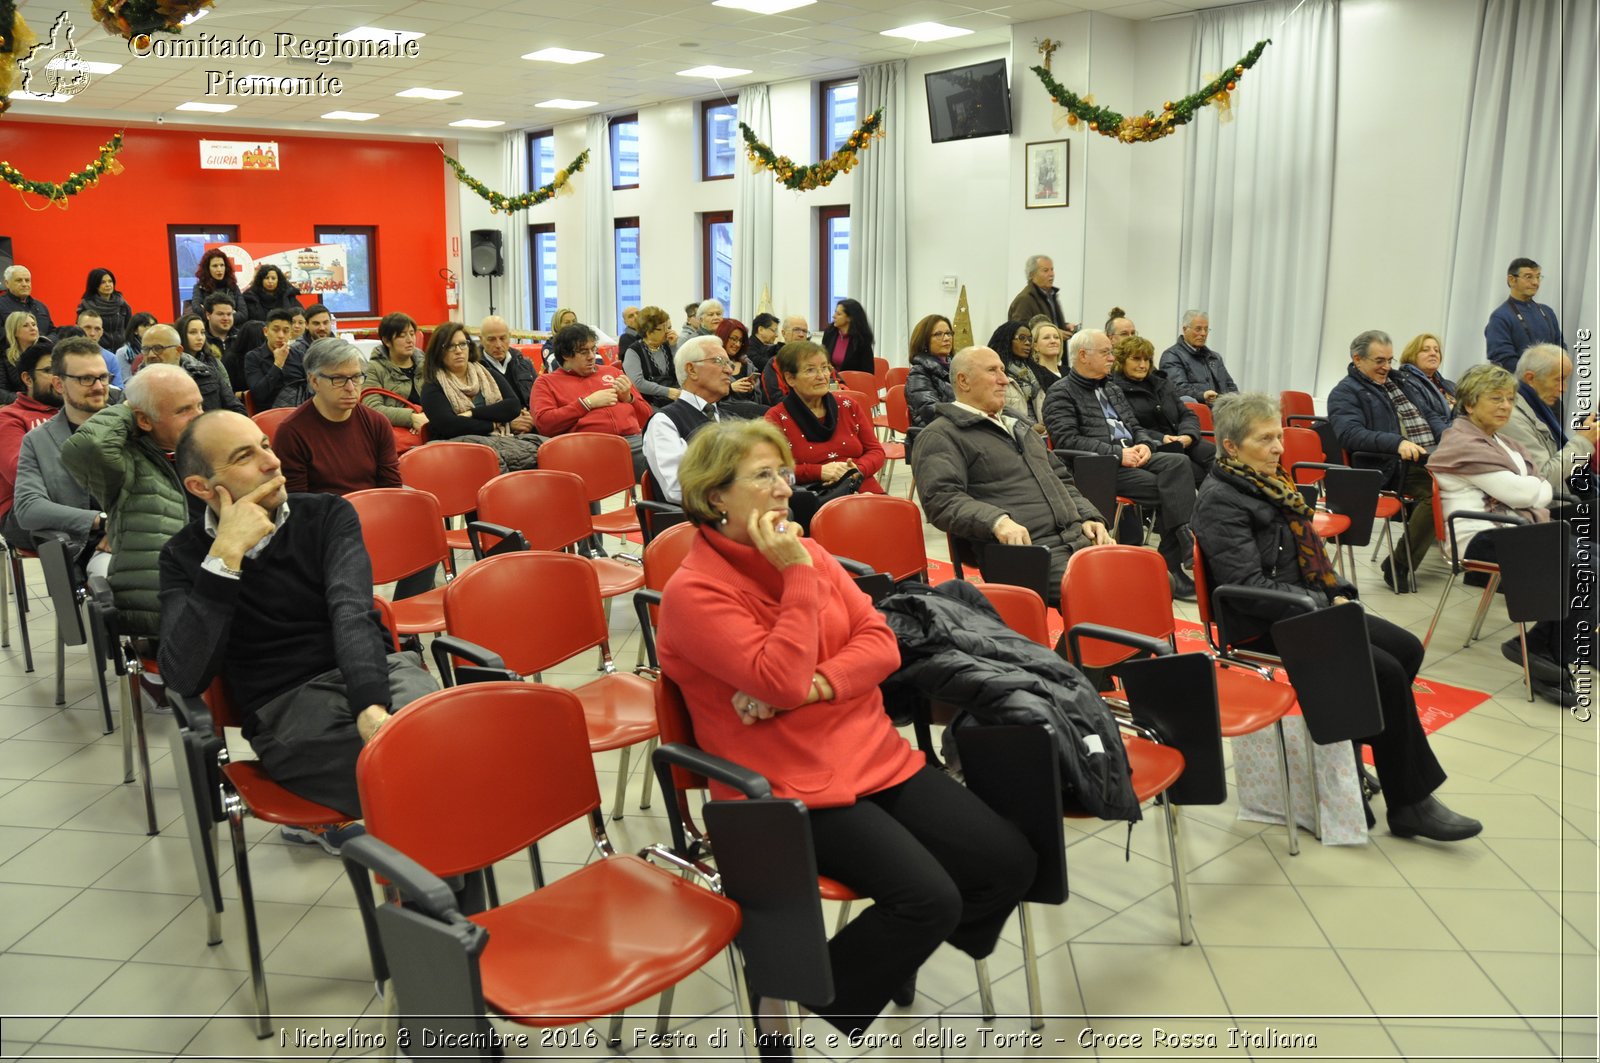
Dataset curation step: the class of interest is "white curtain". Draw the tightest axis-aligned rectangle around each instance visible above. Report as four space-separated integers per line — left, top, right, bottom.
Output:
584 115 617 335
502 130 530 330
848 61 908 362
1442 0 1596 373
1177 0 1338 395
732 84 774 323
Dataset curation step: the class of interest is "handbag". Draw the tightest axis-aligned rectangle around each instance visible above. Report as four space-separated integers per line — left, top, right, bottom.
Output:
1233 714 1369 845
359 387 430 454
788 468 865 533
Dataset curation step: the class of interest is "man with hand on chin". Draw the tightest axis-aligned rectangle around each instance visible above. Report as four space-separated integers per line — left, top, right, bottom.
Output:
157 410 435 855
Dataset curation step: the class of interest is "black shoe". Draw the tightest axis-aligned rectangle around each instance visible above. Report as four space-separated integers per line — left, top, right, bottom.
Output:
1169 569 1197 602
891 974 916 1008
1381 559 1411 594
1531 673 1579 708
1387 795 1483 841
1502 639 1568 686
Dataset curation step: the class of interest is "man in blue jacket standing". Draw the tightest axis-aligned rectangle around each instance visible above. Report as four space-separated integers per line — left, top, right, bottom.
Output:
1327 329 1450 593
1485 258 1565 372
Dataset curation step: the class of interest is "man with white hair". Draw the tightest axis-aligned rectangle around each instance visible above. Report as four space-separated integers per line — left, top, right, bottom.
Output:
0 265 55 342
680 299 724 342
275 338 400 496
915 346 1111 604
61 357 205 636
642 335 737 502
1159 310 1237 405
1007 255 1067 329
477 315 536 408
1499 343 1597 520
1043 328 1198 599
759 316 813 405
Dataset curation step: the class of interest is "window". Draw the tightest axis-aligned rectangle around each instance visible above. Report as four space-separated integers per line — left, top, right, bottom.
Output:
168 225 240 318
701 211 733 312
817 207 850 328
526 129 556 189
528 224 557 331
609 114 639 189
819 78 858 158
614 217 641 335
701 99 737 180
312 226 379 316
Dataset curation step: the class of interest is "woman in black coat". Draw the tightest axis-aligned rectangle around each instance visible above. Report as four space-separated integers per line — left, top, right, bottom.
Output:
77 268 133 343
1194 392 1481 844
904 313 956 429
820 297 875 375
240 264 302 324
1113 334 1214 486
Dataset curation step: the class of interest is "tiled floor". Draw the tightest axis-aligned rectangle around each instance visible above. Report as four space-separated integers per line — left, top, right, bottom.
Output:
0 475 1596 1061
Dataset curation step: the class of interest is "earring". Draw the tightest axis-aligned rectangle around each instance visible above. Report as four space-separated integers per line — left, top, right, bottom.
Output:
718 510 729 525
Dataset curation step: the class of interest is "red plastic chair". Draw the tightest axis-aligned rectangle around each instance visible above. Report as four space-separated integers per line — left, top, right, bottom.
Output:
633 521 700 671
880 384 910 491
1279 390 1316 425
441 552 657 820
352 682 743 1035
251 406 296 448
536 433 643 542
838 370 879 405
886 365 910 390
976 582 1051 646
1063 544 1301 856
872 356 889 385
398 442 504 557
346 486 453 636
475 470 645 600
1184 401 1214 441
1283 426 1352 543
810 494 928 582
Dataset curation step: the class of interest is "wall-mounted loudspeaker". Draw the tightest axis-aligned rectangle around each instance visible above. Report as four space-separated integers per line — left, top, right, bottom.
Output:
470 229 504 277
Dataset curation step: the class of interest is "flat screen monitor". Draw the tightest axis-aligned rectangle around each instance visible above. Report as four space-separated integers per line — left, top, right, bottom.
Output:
925 58 1012 143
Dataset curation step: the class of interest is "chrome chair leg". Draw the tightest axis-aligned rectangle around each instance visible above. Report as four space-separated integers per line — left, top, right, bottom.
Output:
11 548 33 672
1423 571 1456 650
726 948 757 1063
1018 902 1043 1031
1274 720 1299 856
128 671 157 835
610 745 631 820
53 628 65 706
1519 623 1534 703
1161 797 1195 945
607 1012 625 1048
974 957 995 1021
834 899 852 934
0 540 9 649
638 736 656 810
1467 573 1502 644
655 984 674 1038
224 790 272 1039
119 676 135 783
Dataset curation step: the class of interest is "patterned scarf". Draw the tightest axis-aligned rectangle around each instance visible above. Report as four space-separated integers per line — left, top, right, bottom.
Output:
437 361 509 436
1381 377 1436 447
1213 457 1341 593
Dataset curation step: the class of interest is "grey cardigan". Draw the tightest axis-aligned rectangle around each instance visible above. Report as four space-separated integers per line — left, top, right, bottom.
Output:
15 412 98 548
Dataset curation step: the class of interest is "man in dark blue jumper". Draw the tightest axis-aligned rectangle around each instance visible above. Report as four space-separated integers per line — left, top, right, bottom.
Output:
157 410 436 854
1485 257 1566 372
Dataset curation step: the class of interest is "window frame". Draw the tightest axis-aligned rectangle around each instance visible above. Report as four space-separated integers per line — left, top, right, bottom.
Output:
311 224 379 317
527 222 557 332
816 206 849 329
700 98 737 182
700 210 734 313
613 216 642 336
168 224 241 319
525 128 556 190
817 77 859 160
609 113 640 190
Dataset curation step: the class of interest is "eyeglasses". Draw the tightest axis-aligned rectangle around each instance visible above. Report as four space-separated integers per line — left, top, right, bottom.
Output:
61 372 111 387
140 344 179 356
446 340 471 351
735 467 796 490
317 373 364 389
930 330 954 339
1367 358 1395 368
695 356 734 369
797 365 832 378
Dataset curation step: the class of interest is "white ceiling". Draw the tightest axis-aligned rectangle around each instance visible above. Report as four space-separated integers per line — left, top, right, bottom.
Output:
8 0 1240 138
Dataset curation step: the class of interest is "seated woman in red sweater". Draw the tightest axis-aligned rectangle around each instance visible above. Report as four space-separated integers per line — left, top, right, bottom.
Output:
531 323 654 476
765 340 886 494
417 323 539 470
657 420 1034 1040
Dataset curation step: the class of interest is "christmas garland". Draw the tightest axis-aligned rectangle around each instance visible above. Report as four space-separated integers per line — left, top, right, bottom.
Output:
0 132 125 208
1031 38 1270 143
444 148 589 214
741 107 885 191
91 0 216 41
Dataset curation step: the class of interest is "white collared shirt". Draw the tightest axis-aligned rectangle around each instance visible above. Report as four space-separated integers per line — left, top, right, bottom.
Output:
199 498 292 579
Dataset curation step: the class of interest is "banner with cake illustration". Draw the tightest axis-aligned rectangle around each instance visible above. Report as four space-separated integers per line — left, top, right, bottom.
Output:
206 242 351 298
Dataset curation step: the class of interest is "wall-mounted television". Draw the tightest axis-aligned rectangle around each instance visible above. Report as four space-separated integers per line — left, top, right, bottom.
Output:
925 58 1012 143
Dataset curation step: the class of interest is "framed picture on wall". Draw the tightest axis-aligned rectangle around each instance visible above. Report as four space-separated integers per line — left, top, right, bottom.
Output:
1025 140 1069 209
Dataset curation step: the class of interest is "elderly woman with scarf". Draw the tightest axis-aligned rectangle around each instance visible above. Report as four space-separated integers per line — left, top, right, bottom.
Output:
417 322 540 470
987 320 1047 432
765 341 886 523
1195 393 1481 843
1431 363 1588 706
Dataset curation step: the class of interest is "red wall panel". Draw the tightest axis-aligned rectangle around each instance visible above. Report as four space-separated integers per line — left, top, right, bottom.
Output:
0 122 448 327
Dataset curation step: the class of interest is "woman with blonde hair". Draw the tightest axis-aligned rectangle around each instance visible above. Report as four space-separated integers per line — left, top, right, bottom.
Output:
1030 320 1065 391
2 311 41 401
1399 333 1455 422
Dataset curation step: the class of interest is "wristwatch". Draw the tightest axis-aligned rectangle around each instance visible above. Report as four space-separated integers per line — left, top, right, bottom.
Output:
93 511 107 531
201 555 244 579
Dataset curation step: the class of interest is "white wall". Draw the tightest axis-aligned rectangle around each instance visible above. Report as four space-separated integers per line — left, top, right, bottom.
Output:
447 0 1490 394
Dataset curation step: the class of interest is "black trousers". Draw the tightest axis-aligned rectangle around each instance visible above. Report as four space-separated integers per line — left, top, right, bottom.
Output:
1159 438 1217 488
804 765 1036 1038
1393 463 1436 574
1115 450 1196 568
1257 612 1445 808
1465 531 1594 665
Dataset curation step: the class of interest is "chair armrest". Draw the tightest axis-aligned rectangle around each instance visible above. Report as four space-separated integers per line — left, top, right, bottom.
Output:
465 521 525 561
1289 460 1349 476
1446 508 1529 567
1284 414 1327 428
168 690 217 736
832 555 876 579
429 635 513 687
1210 584 1320 653
653 742 773 800
633 589 662 671
341 833 462 922
1065 623 1173 667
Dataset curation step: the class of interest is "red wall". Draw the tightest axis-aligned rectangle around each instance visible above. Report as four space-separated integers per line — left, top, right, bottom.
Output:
0 122 449 327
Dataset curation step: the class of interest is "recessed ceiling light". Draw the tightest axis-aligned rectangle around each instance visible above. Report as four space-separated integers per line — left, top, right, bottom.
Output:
521 47 604 64
711 0 816 13
881 22 972 42
396 87 462 100
337 26 425 43
176 101 238 113
535 98 598 109
11 90 72 103
322 110 380 121
449 118 505 128
677 64 752 78
47 57 121 75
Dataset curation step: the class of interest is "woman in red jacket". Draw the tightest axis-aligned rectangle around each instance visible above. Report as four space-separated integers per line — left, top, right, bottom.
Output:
657 420 1034 1040
765 341 886 493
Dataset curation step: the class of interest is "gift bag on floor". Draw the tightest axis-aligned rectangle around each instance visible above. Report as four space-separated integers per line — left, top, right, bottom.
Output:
1232 715 1368 845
